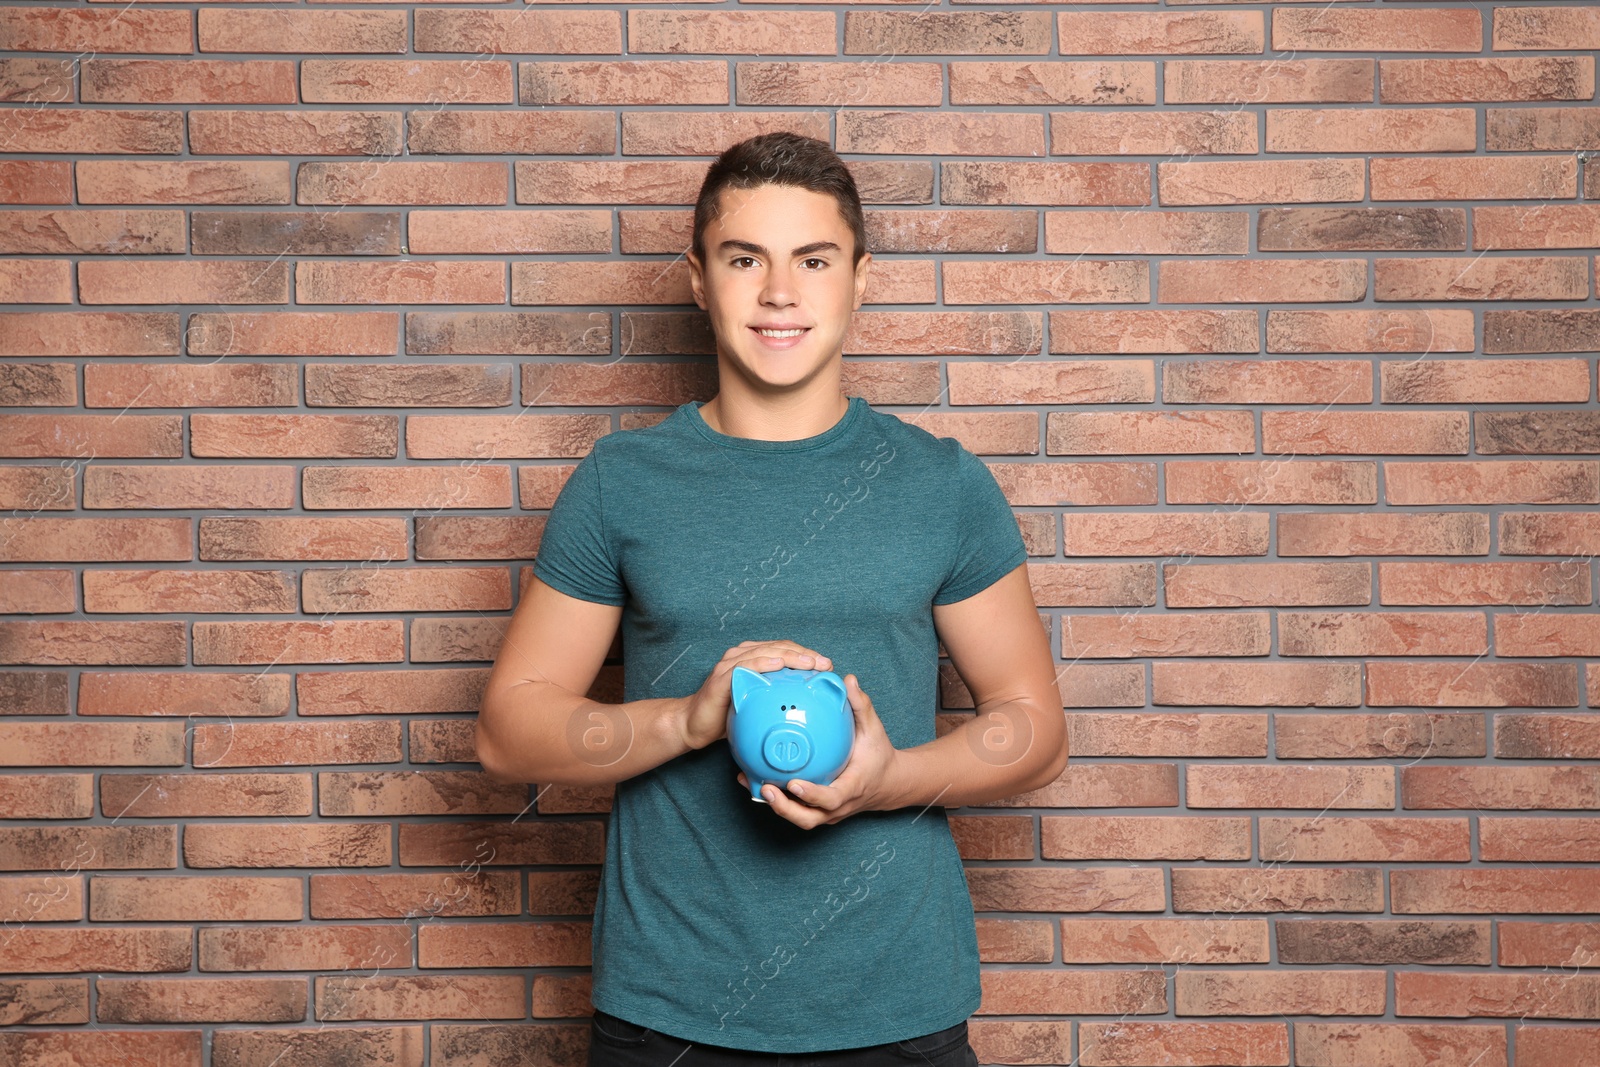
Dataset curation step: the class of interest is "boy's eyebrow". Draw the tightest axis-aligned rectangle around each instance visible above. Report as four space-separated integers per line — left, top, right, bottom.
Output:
717 239 842 258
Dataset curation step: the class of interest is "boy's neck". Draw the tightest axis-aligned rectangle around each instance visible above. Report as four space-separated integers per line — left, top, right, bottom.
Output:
698 385 851 443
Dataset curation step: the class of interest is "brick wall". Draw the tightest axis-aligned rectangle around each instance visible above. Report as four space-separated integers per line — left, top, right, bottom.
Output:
2 2 1599 1065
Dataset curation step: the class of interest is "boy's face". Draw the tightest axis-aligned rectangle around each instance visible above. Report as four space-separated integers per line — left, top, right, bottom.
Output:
687 183 871 394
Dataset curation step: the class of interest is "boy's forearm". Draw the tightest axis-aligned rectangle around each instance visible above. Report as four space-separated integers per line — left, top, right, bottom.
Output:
476 680 698 788
883 700 1068 811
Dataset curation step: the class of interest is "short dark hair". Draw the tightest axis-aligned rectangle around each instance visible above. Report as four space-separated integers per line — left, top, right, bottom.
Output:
691 132 867 271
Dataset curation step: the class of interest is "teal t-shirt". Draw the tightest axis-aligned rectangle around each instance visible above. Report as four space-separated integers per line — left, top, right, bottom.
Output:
531 394 1028 1053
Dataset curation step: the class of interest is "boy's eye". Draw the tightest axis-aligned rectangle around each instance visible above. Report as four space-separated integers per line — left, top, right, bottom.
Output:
729 257 828 269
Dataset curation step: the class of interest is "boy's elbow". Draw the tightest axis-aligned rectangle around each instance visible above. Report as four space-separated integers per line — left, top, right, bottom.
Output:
473 697 513 783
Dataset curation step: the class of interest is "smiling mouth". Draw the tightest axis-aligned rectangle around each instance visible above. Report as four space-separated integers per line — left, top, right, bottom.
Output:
751 327 810 338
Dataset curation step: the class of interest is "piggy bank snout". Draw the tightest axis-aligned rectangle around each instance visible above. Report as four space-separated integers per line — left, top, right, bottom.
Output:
761 726 811 772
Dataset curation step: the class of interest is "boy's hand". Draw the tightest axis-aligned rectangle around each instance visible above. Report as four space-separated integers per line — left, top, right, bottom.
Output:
681 641 833 751
737 673 904 829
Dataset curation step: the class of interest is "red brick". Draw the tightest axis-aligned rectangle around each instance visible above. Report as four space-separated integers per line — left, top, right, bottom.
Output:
0 8 192 54
0 160 72 204
82 465 295 508
1159 159 1366 205
963 762 1177 808
1152 662 1363 703
1168 460 1376 505
415 9 620 54
1176 969 1386 1016
1516 1025 1600 1067
1280 309 1478 352
318 771 527 816
84 364 297 412
1278 610 1486 656
0 777 89 819
0 927 189 974
307 363 512 408
90 876 303 922
408 110 613 155
1165 58 1371 104
314 974 524 1021
192 716 400 767
191 414 397 458
302 465 512 509
297 666 487 716
1060 919 1267 965
0 519 191 563
198 9 406 53
0 621 185 665
301 59 514 104
1043 815 1249 860
1401 765 1600 810
954 60 1155 105
0 414 181 458
1497 920 1600 967
186 311 398 357
4 109 182 154
1373 156 1577 201
978 921 1057 967
199 516 408 562
0 716 183 767
1385 461 1600 505
1061 515 1265 565
395 820 600 867
1388 870 1600 915
188 110 403 156
0 978 86 1025
512 160 706 204
310 871 520 919
80 261 290 305
965 867 1165 913
77 669 291 718
1382 358 1590 402
210 1026 422 1066
0 259 70 302
198 924 413 972
1260 817 1471 863
406 211 610 255
1395 970 1600 1017
1174 868 1383 913
1493 7 1600 50
297 161 508 206
0 568 74 613
296 261 504 304
101 773 313 817
738 61 939 107
1188 764 1392 807
1080 1021 1286 1066
1293 1022 1505 1067
185 822 391 867
1275 712 1485 759
1382 55 1593 103
1491 614 1600 655
82 568 296 614
1058 11 1263 55
1273 9 1482 52
981 968 1166 1015
1493 714 1600 758
76 160 290 204
97 977 306 1023
1472 825 1600 863
1279 512 1488 556
193 620 405 665
0 208 185 255
0 825 175 870
838 110 1045 156
1066 713 1266 759
417 922 588 968
1379 560 1589 606
0 1031 201 1066
0 870 83 919
81 60 296 104
1368 661 1578 707
1166 259 1367 304
1269 107 1476 152
627 10 835 55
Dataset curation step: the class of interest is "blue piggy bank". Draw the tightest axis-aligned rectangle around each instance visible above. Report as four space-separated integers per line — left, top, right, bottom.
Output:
729 666 853 804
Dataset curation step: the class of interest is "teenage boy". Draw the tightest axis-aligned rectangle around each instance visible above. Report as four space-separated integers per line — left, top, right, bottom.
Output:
476 132 1067 1066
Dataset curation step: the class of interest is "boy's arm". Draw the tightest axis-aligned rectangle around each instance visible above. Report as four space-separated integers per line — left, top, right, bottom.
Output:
890 562 1068 808
475 574 695 787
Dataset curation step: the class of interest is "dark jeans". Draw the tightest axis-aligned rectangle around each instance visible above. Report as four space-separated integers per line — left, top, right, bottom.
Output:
588 1009 978 1067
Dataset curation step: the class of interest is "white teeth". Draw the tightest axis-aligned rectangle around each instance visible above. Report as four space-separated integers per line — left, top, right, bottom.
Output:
755 328 805 338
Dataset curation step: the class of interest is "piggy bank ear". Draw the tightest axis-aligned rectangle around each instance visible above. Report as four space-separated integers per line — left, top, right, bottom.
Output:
730 665 770 706
809 671 847 708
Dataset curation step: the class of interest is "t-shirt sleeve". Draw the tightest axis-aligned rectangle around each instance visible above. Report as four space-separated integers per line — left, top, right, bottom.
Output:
933 443 1028 606
531 446 626 606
